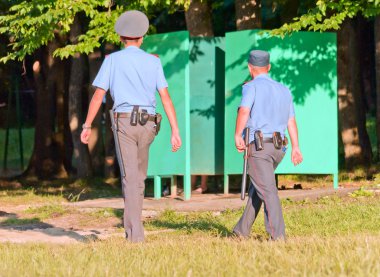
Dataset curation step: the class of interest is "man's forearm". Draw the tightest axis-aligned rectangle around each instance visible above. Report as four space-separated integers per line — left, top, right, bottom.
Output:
287 117 299 147
235 107 250 137
84 88 106 126
158 88 179 133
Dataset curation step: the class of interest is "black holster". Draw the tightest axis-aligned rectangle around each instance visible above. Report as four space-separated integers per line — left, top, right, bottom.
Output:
139 109 149 126
273 132 283 149
130 105 139 126
155 113 162 135
254 130 264 151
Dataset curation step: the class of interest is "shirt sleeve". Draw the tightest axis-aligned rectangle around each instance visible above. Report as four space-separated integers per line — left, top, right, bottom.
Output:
156 59 168 91
239 84 256 108
92 56 111 91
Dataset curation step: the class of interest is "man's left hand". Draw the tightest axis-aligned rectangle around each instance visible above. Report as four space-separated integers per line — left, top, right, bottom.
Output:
291 146 303 166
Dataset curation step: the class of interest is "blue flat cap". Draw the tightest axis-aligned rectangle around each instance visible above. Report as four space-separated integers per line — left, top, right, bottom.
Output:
248 50 270 67
114 10 149 38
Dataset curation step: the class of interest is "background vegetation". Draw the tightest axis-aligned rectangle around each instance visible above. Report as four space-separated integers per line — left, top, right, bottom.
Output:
0 0 379 181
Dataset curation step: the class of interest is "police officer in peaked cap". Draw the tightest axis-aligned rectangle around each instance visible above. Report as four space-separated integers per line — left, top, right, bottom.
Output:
233 50 303 240
81 10 182 242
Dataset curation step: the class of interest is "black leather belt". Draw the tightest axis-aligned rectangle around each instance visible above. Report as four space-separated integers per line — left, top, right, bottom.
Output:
262 138 273 143
114 112 156 122
251 138 288 145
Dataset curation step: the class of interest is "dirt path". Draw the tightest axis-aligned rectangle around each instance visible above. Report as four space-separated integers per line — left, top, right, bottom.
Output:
0 187 359 243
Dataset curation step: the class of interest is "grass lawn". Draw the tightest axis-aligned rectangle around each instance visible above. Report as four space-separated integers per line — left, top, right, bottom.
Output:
0 192 379 276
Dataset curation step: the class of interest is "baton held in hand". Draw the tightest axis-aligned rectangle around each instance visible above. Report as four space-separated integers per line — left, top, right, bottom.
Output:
241 127 250 200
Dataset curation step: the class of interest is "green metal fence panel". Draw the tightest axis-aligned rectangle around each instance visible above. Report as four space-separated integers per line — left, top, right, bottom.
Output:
142 31 191 199
224 30 338 190
189 37 225 175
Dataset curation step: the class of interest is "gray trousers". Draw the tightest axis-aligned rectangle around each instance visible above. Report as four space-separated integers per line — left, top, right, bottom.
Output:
233 142 286 240
115 118 156 242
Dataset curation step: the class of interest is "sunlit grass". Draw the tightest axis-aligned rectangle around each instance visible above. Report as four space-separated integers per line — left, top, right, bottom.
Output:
0 235 379 276
0 194 379 276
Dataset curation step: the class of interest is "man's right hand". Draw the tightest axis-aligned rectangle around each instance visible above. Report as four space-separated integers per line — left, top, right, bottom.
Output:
235 135 246 152
81 129 91 144
291 146 303 166
171 132 182 152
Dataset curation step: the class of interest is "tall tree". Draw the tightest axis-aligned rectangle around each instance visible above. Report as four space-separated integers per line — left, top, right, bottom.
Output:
87 50 105 175
375 16 380 161
185 0 214 36
338 19 372 167
25 41 67 178
68 14 92 178
235 0 262 30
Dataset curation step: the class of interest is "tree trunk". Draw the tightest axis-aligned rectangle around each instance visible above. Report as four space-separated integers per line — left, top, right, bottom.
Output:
88 51 104 175
104 92 117 177
235 0 261 30
338 19 372 168
24 42 67 179
185 0 214 36
55 56 71 174
68 14 92 178
358 17 375 114
374 16 380 161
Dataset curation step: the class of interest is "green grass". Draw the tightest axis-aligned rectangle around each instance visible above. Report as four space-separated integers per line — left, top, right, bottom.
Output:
24 204 70 220
0 235 379 276
145 195 380 238
0 188 66 206
1 218 40 226
0 195 379 276
0 178 121 206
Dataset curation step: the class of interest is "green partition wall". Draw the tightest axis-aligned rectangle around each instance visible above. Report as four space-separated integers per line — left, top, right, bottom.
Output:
190 37 225 175
224 30 338 193
142 31 191 199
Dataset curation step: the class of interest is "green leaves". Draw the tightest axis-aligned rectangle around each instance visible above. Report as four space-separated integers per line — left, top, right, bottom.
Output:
0 0 190 62
271 0 380 37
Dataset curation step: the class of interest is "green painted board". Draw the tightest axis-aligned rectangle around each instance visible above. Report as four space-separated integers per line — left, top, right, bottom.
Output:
225 30 338 180
189 37 225 174
142 31 190 177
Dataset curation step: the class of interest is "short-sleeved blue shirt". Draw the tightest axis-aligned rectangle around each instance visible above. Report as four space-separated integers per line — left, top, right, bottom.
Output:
240 74 295 143
92 46 168 114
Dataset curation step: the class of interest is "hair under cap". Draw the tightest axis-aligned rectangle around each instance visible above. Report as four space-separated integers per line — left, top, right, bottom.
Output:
114 10 149 38
248 50 270 67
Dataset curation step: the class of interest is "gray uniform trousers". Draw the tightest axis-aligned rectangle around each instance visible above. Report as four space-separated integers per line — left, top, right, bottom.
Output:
233 142 286 240
115 118 156 242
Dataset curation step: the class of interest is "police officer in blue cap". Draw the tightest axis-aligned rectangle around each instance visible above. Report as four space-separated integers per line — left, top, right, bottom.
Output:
80 10 182 242
233 50 303 240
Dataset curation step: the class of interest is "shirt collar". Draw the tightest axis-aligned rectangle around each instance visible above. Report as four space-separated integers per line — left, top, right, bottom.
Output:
254 73 270 80
123 45 141 51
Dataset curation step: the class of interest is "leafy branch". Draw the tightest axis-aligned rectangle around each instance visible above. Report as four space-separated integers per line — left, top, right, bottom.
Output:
0 0 189 63
271 0 380 37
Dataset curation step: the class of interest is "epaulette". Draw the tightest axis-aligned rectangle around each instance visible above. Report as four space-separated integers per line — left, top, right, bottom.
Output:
242 79 253 86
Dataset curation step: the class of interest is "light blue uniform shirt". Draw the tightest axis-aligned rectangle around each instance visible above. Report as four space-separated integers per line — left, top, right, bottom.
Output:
92 46 168 114
240 74 295 143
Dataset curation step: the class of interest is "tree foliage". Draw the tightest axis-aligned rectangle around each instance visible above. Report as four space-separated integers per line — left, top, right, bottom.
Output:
0 0 189 62
271 0 380 36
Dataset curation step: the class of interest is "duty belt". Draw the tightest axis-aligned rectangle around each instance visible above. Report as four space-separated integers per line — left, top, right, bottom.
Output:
114 112 156 122
250 138 288 145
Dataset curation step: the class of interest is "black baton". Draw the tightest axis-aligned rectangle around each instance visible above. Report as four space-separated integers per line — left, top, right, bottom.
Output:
241 127 250 200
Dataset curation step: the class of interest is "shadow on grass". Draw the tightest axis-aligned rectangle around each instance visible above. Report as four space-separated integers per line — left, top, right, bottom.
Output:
147 217 232 237
0 214 99 242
